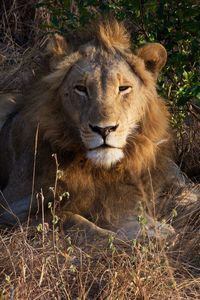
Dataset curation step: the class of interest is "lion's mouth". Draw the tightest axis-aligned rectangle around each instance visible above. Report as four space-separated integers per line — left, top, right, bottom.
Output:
89 144 122 151
86 146 124 168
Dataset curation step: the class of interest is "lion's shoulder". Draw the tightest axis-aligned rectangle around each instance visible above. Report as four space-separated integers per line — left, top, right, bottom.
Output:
0 93 18 130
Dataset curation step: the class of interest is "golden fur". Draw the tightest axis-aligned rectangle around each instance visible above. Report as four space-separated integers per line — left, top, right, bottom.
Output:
0 19 185 238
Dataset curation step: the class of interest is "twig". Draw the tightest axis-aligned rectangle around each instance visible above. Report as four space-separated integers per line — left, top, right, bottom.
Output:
188 106 200 122
52 153 71 299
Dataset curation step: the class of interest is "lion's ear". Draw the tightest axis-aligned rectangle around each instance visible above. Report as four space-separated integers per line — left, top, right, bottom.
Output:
46 34 70 70
137 43 167 79
47 34 68 56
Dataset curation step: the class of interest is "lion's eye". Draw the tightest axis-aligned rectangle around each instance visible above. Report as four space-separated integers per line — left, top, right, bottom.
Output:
74 85 88 96
119 86 132 94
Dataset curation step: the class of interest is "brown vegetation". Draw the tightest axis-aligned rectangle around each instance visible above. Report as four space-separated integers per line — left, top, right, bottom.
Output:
0 225 200 299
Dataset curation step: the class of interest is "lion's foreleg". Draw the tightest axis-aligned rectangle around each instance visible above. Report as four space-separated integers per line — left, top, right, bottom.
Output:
59 212 115 240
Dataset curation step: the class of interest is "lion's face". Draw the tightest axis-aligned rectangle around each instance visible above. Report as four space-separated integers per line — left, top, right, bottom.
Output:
60 51 145 168
44 23 167 169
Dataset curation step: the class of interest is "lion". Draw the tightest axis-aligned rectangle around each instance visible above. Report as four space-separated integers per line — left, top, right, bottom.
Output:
0 19 198 239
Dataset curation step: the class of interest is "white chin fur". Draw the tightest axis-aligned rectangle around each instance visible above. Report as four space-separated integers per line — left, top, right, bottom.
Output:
87 148 124 168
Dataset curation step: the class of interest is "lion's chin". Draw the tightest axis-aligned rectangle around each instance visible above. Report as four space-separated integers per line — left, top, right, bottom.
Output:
86 148 124 168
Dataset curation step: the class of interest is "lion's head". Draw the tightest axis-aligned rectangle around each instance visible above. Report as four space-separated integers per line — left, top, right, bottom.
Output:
24 19 169 171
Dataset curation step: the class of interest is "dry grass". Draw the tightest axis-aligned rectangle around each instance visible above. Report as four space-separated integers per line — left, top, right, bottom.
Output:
0 0 48 93
0 2 200 299
0 225 200 299
175 115 200 182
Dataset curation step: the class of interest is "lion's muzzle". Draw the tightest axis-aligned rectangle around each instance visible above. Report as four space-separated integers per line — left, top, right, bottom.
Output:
89 124 119 140
81 123 126 168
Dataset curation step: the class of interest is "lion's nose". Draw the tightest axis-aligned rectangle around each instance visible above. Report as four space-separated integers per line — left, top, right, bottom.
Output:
89 124 119 139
